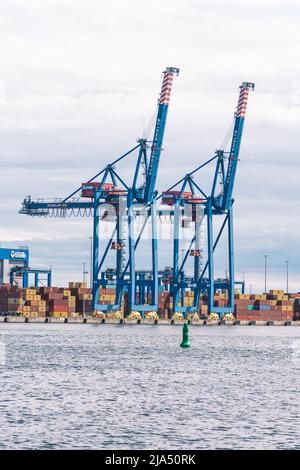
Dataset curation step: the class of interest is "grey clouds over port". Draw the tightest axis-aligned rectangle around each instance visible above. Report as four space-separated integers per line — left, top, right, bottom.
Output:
0 0 299 291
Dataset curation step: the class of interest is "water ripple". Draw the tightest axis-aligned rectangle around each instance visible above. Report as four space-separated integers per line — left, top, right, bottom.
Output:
0 324 300 449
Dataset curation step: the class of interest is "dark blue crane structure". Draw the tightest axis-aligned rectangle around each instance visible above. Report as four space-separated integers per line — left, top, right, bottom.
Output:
10 266 52 288
161 82 255 316
20 76 254 318
20 67 180 314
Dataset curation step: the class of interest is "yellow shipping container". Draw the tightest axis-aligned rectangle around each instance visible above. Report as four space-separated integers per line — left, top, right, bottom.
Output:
282 306 292 311
69 282 87 289
270 289 284 296
70 282 87 289
25 289 36 295
276 295 288 301
99 294 112 301
53 312 68 318
238 294 250 300
25 295 34 301
29 312 39 318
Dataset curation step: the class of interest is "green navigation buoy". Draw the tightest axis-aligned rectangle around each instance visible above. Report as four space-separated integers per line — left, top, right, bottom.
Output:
180 322 191 348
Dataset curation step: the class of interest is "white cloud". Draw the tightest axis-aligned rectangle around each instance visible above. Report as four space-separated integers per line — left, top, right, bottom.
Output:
0 0 299 289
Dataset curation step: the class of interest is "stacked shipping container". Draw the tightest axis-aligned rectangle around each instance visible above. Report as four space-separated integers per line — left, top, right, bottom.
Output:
234 290 295 321
0 283 299 320
0 285 23 313
0 283 92 317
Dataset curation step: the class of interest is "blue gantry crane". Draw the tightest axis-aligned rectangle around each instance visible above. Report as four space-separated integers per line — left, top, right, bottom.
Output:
160 81 255 316
10 266 52 288
20 67 179 314
20 77 253 318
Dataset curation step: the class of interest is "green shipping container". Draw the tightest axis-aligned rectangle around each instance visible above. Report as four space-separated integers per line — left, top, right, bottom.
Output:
247 305 257 310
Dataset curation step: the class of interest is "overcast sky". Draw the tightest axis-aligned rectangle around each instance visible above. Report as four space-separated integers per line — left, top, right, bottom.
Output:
0 0 299 292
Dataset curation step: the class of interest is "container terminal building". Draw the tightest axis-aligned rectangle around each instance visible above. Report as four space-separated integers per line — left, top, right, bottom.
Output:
0 247 51 288
0 247 29 285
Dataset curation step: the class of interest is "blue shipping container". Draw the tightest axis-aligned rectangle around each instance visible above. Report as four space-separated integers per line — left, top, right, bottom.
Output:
259 305 271 310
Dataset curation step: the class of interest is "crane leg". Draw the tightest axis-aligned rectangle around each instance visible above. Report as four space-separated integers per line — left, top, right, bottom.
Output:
228 205 234 310
151 200 158 308
127 189 136 313
172 201 180 312
207 198 214 313
92 193 101 311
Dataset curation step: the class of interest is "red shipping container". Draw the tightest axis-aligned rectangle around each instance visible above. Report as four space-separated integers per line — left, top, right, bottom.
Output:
49 306 68 312
259 313 275 320
45 293 65 301
236 308 250 314
49 303 68 310
281 314 293 320
29 306 39 312
248 313 260 319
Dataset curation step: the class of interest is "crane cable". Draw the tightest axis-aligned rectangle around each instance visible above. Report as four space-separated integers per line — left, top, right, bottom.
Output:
219 118 235 151
217 117 235 195
141 105 158 140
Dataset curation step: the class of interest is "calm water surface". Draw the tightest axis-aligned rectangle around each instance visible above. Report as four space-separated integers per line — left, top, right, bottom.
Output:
0 323 299 449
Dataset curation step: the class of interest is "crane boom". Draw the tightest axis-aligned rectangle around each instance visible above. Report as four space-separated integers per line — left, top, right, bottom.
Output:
143 67 179 203
221 81 255 211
